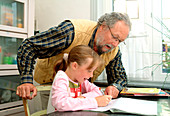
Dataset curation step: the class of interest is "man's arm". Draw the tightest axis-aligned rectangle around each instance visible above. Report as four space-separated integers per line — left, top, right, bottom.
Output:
104 48 127 98
16 21 74 99
17 20 74 84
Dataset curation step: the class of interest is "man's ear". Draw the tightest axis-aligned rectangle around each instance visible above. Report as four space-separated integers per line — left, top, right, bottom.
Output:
71 62 78 70
99 24 107 31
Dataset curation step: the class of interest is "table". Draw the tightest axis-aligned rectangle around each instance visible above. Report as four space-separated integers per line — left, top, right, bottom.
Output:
44 96 170 116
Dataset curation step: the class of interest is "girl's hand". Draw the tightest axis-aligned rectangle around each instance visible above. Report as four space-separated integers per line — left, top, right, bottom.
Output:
95 95 112 107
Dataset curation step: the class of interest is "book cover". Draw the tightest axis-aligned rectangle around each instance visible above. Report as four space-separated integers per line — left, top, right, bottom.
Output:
121 88 161 94
120 88 169 97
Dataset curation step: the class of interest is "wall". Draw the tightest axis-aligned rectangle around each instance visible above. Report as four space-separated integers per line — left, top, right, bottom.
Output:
35 0 91 32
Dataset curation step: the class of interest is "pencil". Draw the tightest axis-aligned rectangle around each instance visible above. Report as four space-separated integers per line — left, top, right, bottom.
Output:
99 88 105 95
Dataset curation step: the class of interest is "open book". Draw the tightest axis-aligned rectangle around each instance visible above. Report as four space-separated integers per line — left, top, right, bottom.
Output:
89 97 157 116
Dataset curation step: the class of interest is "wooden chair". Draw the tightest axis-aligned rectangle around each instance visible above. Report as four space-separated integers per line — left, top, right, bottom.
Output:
22 85 52 116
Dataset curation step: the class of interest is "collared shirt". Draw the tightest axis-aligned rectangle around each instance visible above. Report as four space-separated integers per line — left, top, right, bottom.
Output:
17 20 127 91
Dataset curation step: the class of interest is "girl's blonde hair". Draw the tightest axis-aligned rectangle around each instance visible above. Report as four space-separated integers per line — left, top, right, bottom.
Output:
53 45 104 76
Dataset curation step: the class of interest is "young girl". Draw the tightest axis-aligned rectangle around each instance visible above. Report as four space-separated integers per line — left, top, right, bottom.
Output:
51 45 112 111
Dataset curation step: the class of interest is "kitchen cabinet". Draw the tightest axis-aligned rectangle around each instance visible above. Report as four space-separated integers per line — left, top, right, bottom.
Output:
0 0 34 115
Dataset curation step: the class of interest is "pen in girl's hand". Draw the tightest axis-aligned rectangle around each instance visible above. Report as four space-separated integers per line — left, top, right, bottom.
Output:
99 88 105 95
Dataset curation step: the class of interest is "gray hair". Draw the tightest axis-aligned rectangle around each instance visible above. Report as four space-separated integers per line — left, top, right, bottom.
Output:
97 12 131 30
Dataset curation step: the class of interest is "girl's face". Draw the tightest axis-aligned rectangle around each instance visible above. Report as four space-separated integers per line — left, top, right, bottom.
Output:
73 58 98 84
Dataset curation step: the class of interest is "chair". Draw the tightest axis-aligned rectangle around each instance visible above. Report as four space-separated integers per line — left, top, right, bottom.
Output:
22 85 52 116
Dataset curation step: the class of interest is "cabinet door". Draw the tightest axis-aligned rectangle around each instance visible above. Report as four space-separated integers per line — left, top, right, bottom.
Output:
0 0 27 33
0 75 24 116
0 31 27 76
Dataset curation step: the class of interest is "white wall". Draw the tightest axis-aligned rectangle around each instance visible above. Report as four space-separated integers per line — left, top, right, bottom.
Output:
35 0 91 32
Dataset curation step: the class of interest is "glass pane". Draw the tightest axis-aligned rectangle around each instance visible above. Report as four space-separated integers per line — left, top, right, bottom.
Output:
0 36 23 64
0 0 24 28
0 75 21 104
162 0 170 73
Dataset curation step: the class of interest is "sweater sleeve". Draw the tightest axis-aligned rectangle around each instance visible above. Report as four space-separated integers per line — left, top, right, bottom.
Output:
106 49 127 91
51 74 98 111
81 80 103 98
17 21 74 84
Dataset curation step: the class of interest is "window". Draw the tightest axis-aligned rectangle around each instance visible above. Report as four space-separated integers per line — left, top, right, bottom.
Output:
114 0 170 89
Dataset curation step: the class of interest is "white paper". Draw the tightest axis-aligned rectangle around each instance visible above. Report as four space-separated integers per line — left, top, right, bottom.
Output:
90 97 157 115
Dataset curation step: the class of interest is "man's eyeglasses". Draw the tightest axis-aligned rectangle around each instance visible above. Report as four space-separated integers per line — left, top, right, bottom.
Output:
107 26 126 45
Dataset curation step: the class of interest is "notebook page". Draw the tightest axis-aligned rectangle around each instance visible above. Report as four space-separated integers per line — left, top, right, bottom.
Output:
89 97 157 115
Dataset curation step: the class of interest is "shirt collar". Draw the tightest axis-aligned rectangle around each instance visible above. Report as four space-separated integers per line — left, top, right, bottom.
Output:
88 26 98 50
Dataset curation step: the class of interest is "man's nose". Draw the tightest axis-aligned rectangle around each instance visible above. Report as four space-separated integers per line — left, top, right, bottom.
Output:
111 41 118 47
109 37 119 47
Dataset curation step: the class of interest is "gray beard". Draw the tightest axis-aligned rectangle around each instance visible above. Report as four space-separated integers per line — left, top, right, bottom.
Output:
96 45 104 55
96 44 114 55
95 36 114 54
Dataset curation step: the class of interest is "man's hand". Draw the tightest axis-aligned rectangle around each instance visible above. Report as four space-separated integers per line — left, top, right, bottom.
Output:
104 86 119 98
16 83 37 99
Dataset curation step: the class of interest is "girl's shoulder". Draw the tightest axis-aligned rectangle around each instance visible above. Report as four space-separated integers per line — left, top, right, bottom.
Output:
53 70 69 83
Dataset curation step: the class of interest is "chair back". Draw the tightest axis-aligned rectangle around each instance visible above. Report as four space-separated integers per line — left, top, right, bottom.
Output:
22 85 52 116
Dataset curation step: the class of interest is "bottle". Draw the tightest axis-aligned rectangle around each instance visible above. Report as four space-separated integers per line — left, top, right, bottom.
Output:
3 53 12 64
12 54 17 64
17 19 22 28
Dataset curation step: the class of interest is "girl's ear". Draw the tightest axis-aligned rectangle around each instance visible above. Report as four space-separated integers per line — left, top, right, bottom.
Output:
71 62 78 70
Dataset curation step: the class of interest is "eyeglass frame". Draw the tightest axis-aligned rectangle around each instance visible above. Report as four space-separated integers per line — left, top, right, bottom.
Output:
107 25 126 45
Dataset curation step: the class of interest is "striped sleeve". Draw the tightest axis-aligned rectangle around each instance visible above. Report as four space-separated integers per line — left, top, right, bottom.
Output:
17 20 74 84
105 48 127 91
